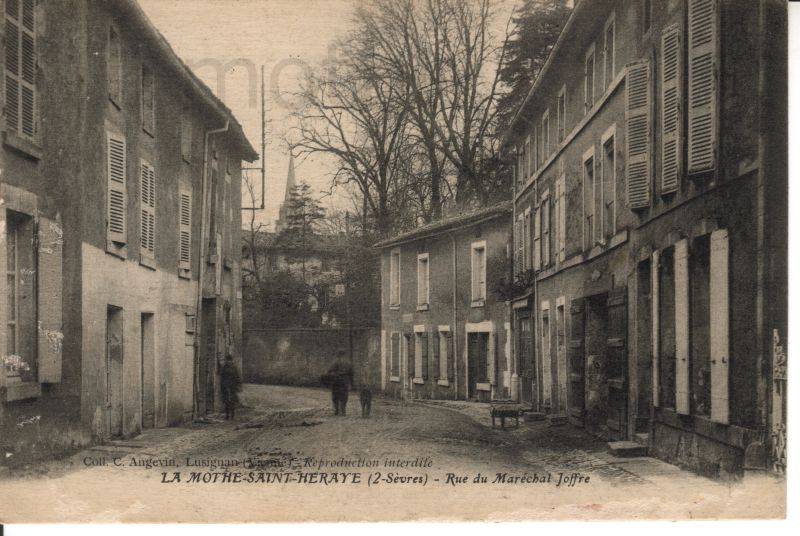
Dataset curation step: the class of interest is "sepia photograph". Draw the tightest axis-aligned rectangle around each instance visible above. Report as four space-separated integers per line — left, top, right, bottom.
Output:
0 0 789 523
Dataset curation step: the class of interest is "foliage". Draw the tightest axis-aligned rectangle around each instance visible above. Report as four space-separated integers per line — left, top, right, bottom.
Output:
275 183 327 279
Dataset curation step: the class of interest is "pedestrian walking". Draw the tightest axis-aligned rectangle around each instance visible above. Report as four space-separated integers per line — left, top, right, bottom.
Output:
220 353 242 420
325 350 353 416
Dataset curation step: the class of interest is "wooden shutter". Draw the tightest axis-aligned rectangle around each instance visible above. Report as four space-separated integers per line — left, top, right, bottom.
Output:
568 299 586 423
487 331 496 386
661 24 682 194
625 60 651 209
140 161 156 257
406 334 415 378
391 333 400 377
709 229 729 423
674 239 690 414
687 0 719 175
558 176 566 260
533 208 541 270
106 132 127 244
651 250 660 407
5 0 35 139
37 216 63 384
179 189 192 270
542 198 550 267
421 333 429 381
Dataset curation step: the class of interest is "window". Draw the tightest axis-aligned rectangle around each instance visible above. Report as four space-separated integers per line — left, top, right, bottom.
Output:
603 14 616 88
601 129 616 240
181 108 193 162
524 135 532 178
514 214 524 275
658 246 676 409
141 64 155 135
179 188 192 271
4 211 35 382
533 207 541 271
582 148 595 250
689 235 711 417
541 193 551 267
5 0 37 139
470 242 486 303
108 26 122 106
584 45 595 112
390 332 400 379
389 248 401 306
414 330 428 381
541 110 550 161
541 303 552 407
557 85 566 142
556 175 566 261
140 160 156 259
416 253 429 307
523 209 532 271
437 328 451 382
106 131 127 245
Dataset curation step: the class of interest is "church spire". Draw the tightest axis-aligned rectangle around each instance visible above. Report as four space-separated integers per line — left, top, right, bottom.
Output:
276 153 298 232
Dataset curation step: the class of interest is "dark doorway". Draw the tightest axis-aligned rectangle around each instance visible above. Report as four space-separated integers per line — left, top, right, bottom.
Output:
605 287 627 440
199 298 217 414
568 298 586 425
467 332 489 400
517 311 535 405
584 293 609 436
106 306 124 438
141 313 155 429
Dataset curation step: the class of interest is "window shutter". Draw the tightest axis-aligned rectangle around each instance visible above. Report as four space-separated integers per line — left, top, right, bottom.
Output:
651 250 660 407
106 132 127 244
37 216 63 384
687 0 718 175
5 0 35 139
709 229 729 423
674 239 690 414
558 176 566 261
625 60 651 209
661 24 682 194
140 161 156 257
542 198 550 267
533 208 541 270
406 335 415 378
179 189 192 270
421 334 429 381
487 331 496 386
447 333 454 381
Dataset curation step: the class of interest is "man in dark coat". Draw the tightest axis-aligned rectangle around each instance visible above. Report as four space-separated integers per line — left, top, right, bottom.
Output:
220 354 242 420
326 351 353 416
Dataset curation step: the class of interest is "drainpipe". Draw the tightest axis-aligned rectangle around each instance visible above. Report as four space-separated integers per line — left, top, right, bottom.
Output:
510 152 519 402
451 232 459 399
193 120 230 420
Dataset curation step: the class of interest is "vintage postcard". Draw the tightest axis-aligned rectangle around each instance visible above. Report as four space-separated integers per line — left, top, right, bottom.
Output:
0 0 788 523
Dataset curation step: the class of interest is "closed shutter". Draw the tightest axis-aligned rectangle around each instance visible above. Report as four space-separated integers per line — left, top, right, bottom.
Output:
406 334 415 379
709 229 729 423
625 60 651 209
106 132 127 244
661 24 682 194
433 332 440 381
523 212 530 270
687 0 718 175
674 239 690 414
421 333 429 381
533 208 541 271
391 333 400 377
651 250 660 407
558 176 566 260
37 216 63 383
487 331 496 386
542 198 550 267
5 0 36 139
140 161 156 257
179 189 192 270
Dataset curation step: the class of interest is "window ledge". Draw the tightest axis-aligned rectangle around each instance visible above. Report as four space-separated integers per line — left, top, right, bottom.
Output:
389 376 400 383
178 268 192 280
437 379 450 387
139 255 157 270
476 382 491 392
4 380 41 402
389 305 400 311
416 304 429 312
207 254 219 265
412 377 425 385
106 240 128 260
3 131 42 161
471 299 486 308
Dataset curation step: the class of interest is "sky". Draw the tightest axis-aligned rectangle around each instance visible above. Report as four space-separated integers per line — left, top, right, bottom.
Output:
137 0 516 231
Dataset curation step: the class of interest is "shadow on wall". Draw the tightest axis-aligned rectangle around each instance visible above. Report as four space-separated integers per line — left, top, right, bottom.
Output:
242 328 381 390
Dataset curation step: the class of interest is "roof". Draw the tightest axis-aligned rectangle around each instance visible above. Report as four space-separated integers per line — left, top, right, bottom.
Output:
113 0 259 162
502 0 591 149
373 202 513 249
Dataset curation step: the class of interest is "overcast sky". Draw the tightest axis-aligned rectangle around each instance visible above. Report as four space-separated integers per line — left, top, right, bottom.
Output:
138 0 516 231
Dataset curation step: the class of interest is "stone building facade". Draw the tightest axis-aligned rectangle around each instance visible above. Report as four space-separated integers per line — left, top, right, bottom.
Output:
376 204 513 402
503 0 786 478
1 0 257 449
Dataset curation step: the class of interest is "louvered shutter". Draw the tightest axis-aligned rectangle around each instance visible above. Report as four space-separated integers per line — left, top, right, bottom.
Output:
421 333 429 381
179 189 192 270
558 176 566 260
533 208 541 271
661 24 682 194
106 132 127 244
487 331 496 386
140 161 156 257
5 0 36 139
542 198 550 267
674 239 690 415
625 60 651 209
37 216 63 384
651 250 660 407
687 0 718 175
709 229 729 423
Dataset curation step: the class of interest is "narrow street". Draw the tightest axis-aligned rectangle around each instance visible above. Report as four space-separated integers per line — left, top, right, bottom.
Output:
0 385 784 522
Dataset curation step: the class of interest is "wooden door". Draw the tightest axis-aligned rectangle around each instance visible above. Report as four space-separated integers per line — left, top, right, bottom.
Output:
606 287 628 440
517 311 535 405
467 332 488 399
568 298 586 425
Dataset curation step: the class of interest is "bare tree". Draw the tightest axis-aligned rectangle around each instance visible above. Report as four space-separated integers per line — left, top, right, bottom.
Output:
241 170 268 286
